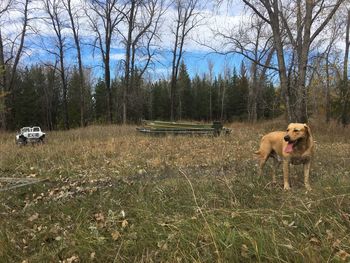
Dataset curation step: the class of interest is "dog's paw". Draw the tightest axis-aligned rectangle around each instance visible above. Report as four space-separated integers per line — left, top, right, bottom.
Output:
283 184 291 190
305 185 312 191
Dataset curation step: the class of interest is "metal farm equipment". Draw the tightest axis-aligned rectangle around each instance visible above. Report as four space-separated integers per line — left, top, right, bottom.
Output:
136 120 231 136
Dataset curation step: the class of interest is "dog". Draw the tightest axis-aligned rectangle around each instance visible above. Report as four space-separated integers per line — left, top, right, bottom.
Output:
255 123 314 190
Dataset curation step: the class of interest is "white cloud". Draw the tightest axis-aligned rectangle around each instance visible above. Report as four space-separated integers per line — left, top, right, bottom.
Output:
7 0 347 80
110 53 125 61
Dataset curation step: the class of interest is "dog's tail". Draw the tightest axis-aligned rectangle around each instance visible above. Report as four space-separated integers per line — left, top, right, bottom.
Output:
254 150 260 155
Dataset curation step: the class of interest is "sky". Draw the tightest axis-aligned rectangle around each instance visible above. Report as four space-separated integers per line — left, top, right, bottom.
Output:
2 0 346 82
0 0 248 81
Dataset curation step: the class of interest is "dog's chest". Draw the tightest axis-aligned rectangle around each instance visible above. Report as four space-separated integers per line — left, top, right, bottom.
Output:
290 155 310 165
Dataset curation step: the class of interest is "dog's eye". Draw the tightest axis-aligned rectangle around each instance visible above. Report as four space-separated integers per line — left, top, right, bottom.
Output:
294 129 299 132
286 129 289 132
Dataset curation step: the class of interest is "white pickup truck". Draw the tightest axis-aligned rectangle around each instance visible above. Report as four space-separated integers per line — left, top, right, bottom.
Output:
16 127 46 145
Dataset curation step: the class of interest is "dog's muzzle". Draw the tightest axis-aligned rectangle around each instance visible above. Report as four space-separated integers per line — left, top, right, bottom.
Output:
284 135 290 142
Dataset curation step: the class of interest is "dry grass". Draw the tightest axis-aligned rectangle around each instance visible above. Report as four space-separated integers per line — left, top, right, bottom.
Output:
0 121 350 262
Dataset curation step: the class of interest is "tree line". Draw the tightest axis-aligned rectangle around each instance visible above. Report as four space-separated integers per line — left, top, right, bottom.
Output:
1 0 349 130
6 61 279 130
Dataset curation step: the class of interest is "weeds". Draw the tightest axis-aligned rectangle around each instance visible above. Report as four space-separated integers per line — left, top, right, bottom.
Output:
0 121 350 262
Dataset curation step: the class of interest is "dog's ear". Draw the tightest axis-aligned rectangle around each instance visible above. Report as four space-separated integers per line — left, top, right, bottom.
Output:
303 124 312 137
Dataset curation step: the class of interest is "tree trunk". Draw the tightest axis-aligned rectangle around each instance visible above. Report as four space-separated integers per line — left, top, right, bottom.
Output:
0 29 6 129
123 1 136 125
243 0 344 123
1 0 29 130
221 81 226 121
341 9 350 126
59 46 69 130
66 0 85 127
248 62 258 123
170 18 180 121
325 50 331 123
105 55 113 124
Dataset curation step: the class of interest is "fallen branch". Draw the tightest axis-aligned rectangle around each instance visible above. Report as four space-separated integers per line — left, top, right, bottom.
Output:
0 178 48 192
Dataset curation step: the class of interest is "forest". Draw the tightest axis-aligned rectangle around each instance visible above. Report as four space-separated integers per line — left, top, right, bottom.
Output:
0 0 349 130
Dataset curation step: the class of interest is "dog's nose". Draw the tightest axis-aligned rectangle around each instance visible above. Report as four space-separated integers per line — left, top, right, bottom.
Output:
284 135 290 141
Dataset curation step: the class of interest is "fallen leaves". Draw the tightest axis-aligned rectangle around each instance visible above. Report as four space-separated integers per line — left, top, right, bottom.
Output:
309 237 321 246
94 212 106 228
336 250 350 261
91 210 130 244
28 213 39 222
332 239 341 249
94 212 105 222
241 244 249 258
1 125 350 263
111 231 121 241
121 219 128 229
62 255 79 263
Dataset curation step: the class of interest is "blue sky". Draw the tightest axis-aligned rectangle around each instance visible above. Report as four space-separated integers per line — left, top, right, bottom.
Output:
177 51 243 78
1 0 247 82
3 0 346 84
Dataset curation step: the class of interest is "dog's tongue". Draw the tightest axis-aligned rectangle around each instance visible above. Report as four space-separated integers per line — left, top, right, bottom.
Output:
285 142 294 153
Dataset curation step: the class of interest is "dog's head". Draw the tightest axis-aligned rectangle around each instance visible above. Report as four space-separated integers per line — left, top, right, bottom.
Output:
284 123 311 153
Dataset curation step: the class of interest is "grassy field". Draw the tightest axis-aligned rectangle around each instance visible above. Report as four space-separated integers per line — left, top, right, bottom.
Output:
1 120 350 262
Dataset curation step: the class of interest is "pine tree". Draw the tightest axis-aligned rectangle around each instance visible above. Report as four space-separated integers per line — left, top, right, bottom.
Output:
151 80 170 120
68 68 82 127
13 67 41 128
94 79 108 122
177 61 192 119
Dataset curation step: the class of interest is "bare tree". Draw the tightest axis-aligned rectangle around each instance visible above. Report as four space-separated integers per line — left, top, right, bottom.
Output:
40 62 58 130
221 62 230 121
42 0 70 129
341 8 350 126
216 14 275 122
86 0 125 124
63 0 86 127
0 0 12 16
322 16 342 123
207 59 214 121
0 0 14 92
0 0 13 90
242 0 345 122
0 0 29 129
120 0 165 123
170 0 202 121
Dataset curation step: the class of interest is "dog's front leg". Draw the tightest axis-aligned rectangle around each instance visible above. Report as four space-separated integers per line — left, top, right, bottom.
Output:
283 159 291 190
303 161 312 191
272 158 280 184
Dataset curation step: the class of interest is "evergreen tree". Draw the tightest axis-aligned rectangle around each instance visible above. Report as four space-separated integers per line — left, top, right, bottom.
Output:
177 61 192 119
151 80 170 120
68 68 82 127
94 79 108 122
226 68 238 120
12 67 41 128
192 75 209 120
259 83 278 119
235 69 249 120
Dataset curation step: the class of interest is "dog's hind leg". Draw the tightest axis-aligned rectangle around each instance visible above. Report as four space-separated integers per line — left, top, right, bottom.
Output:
255 138 272 177
271 157 280 184
257 152 270 177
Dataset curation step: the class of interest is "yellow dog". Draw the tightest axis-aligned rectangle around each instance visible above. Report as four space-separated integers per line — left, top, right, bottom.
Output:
255 123 314 190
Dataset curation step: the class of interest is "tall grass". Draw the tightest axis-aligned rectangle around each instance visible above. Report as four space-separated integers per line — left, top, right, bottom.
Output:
0 122 349 262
